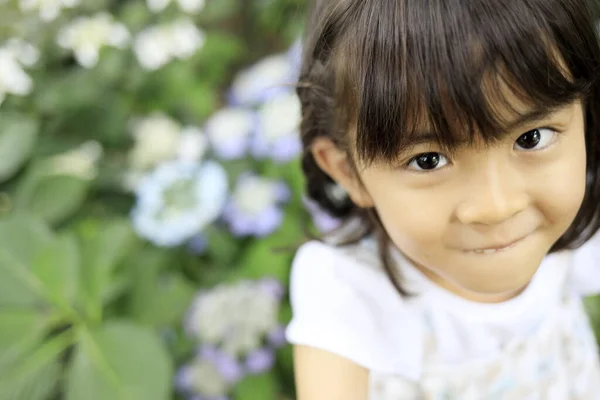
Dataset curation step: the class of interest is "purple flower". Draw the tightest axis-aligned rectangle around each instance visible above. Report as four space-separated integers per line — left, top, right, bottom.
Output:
245 348 275 374
302 196 342 233
267 325 287 348
198 345 244 383
228 53 296 107
187 234 208 254
223 174 290 237
252 90 302 163
258 278 284 300
205 107 256 160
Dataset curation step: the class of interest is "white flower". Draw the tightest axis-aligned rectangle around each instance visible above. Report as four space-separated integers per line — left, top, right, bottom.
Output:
46 141 103 180
131 160 228 247
185 280 281 356
0 41 38 105
4 39 40 67
57 12 130 68
177 358 229 397
230 53 295 106
177 126 208 163
128 113 183 171
257 90 301 142
205 107 255 159
19 0 80 22
134 18 205 71
128 113 208 169
147 0 205 13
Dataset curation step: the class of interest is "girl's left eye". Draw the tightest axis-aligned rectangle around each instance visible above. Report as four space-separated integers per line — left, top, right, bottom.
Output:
514 128 557 151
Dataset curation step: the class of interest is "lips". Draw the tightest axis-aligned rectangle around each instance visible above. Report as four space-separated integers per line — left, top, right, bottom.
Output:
466 235 529 254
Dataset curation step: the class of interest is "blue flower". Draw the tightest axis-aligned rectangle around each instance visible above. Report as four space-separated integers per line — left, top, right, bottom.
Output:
184 279 284 356
176 345 241 400
131 160 228 247
245 347 275 374
228 52 296 107
204 107 257 160
251 90 302 163
223 173 290 237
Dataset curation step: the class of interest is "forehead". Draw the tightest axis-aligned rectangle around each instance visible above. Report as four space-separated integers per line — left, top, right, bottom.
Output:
332 0 591 165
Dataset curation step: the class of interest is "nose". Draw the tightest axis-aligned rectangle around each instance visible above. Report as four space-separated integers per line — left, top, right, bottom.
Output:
455 158 529 226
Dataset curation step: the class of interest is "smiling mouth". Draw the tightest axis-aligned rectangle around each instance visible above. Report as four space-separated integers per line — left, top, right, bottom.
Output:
466 235 529 255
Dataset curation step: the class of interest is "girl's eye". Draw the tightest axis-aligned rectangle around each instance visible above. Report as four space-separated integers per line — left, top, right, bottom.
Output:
407 152 449 171
514 128 557 151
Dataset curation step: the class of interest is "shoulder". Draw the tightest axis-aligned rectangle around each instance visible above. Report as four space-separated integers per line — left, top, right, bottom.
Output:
286 240 424 378
567 231 600 296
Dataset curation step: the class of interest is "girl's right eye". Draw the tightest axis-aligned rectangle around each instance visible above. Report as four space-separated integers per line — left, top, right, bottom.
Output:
406 152 449 171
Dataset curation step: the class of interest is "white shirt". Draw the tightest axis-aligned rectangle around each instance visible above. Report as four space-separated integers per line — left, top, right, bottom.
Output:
286 234 600 399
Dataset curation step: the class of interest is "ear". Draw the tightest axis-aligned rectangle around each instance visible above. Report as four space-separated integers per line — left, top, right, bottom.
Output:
311 137 374 208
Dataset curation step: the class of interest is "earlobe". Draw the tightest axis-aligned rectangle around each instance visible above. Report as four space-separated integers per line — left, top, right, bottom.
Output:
310 138 374 208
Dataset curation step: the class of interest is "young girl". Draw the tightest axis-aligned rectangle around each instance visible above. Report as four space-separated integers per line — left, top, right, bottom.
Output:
286 0 600 398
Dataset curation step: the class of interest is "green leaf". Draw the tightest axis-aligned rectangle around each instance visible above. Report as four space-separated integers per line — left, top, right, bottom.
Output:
200 0 240 22
233 373 278 400
0 360 60 400
65 322 172 400
0 213 53 265
0 330 73 400
31 234 80 308
0 113 39 183
206 227 241 266
25 174 90 224
79 220 137 323
0 310 51 371
133 274 196 328
0 248 45 308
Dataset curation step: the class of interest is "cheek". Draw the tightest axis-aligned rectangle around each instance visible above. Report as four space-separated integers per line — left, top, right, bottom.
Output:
364 177 449 252
532 136 587 228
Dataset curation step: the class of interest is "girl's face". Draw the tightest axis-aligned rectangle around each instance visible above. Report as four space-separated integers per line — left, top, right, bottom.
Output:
357 100 587 301
314 97 587 302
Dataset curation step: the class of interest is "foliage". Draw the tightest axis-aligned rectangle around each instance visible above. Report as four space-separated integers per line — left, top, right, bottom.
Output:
0 0 310 399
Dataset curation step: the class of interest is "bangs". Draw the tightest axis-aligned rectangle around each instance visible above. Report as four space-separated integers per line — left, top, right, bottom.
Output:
334 0 597 163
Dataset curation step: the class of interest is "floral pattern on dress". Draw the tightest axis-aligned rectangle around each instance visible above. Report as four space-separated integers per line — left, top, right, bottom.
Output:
370 291 600 400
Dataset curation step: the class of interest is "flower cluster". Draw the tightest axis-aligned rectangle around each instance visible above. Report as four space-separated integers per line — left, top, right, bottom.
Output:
207 42 302 164
134 17 206 71
19 0 79 21
0 39 39 105
57 12 131 68
177 279 286 399
127 42 307 247
147 0 206 14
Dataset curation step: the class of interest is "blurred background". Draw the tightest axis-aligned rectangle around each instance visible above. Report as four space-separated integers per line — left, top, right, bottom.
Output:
0 0 599 399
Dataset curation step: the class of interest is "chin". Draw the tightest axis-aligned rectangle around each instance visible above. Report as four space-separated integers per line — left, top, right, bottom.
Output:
457 275 533 302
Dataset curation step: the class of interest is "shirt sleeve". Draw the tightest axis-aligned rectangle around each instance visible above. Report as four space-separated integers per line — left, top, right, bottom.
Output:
285 241 420 376
570 230 600 296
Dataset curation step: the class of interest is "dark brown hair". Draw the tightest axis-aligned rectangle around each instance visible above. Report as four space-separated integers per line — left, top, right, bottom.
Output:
297 0 600 295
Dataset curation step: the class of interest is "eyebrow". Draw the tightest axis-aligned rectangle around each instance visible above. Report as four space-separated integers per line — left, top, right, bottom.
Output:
402 104 569 148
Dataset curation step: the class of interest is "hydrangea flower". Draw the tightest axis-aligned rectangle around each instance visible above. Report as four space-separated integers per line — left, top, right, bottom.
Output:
303 196 342 233
185 279 284 357
252 90 302 162
228 53 296 107
204 107 256 160
57 12 130 68
134 18 205 71
176 345 239 400
128 113 183 170
46 140 103 180
131 160 228 247
128 114 208 169
0 39 39 105
147 0 206 14
223 174 289 237
125 114 208 191
19 0 79 21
